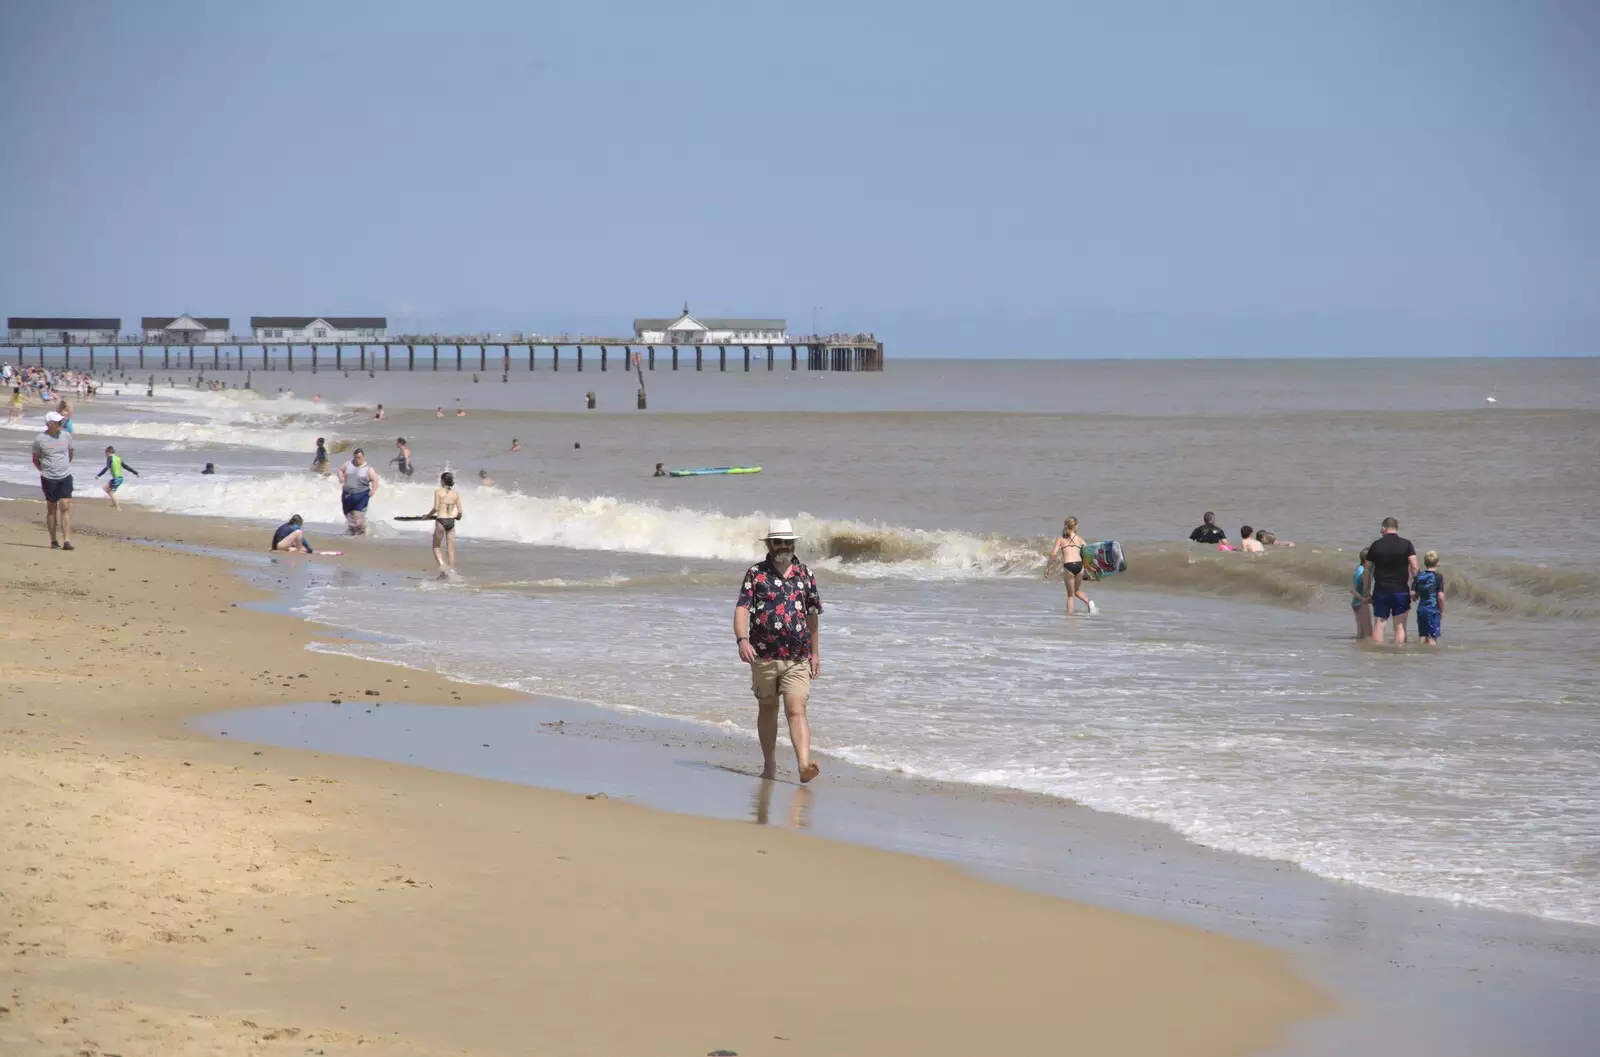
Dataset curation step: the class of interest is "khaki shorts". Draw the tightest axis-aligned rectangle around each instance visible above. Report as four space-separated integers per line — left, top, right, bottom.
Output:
750 658 811 706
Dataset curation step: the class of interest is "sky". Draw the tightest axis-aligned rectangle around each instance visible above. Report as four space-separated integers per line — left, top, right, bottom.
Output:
1 0 1596 356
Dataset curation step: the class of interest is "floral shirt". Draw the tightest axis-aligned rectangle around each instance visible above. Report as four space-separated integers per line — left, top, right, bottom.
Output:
736 558 823 660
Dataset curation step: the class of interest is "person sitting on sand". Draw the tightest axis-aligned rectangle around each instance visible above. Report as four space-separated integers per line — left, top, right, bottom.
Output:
271 514 313 553
1239 526 1265 553
653 462 667 477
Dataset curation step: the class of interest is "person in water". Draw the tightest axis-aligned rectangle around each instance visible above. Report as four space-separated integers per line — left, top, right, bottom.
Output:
1362 516 1418 645
1257 529 1295 547
271 514 313 553
1189 511 1227 545
653 462 667 477
391 437 414 478
427 471 464 572
94 445 139 510
510 439 522 452
311 437 330 474
1049 517 1096 614
734 519 823 783
202 462 216 474
477 468 494 487
1351 547 1374 640
337 448 380 535
1239 525 1265 553
1412 551 1445 646
375 404 385 420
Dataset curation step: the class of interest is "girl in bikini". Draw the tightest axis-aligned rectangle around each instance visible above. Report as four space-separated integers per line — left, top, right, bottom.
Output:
1049 517 1096 615
427 471 464 573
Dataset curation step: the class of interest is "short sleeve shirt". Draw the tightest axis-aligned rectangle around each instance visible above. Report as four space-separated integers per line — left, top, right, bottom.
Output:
1190 524 1226 544
736 558 822 660
1367 534 1416 593
32 432 72 479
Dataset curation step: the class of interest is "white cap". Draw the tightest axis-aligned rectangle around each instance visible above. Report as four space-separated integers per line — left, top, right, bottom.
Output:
760 518 797 541
44 411 65 424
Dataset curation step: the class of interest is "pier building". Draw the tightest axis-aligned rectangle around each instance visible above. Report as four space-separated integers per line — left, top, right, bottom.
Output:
143 315 230 343
7 317 121 344
634 305 787 344
250 316 387 342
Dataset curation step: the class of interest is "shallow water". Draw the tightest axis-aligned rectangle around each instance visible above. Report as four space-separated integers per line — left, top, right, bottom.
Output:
5 356 1597 924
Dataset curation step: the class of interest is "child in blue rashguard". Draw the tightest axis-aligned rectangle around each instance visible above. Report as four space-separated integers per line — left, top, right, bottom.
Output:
1412 551 1445 646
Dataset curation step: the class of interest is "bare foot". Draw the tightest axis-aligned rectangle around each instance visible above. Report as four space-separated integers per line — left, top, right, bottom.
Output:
799 762 820 784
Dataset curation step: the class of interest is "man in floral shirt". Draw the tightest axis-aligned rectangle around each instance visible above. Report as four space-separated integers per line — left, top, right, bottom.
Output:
734 519 823 782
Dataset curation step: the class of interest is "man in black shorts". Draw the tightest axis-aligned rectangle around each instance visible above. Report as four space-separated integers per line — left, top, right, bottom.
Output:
1188 511 1227 546
1362 516 1418 645
31 410 75 550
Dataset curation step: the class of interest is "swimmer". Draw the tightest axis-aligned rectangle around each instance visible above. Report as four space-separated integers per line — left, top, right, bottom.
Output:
391 437 414 478
510 439 522 452
477 469 494 487
202 462 216 475
375 404 385 420
436 406 445 418
1239 525 1265 553
1257 529 1295 548
653 462 667 477
454 397 466 417
311 437 330 474
427 471 464 572
271 513 313 554
94 445 139 509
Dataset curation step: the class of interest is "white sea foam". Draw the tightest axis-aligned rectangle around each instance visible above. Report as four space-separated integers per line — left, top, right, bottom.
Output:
115 472 1043 579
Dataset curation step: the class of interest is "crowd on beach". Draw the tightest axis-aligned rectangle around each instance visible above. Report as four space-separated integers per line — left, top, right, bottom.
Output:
5 362 99 422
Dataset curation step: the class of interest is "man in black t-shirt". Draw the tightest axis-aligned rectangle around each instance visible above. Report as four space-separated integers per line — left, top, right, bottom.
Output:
1362 516 1418 645
1189 511 1227 546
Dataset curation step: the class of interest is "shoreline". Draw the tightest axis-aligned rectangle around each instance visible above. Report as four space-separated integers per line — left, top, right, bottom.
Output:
0 497 1329 1056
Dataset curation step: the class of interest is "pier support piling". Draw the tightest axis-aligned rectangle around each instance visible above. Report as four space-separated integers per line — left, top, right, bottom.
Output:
577 346 584 372
719 346 726 372
743 345 751 372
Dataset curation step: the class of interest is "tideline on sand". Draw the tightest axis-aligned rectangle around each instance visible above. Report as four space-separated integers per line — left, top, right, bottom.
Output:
2 356 1597 1055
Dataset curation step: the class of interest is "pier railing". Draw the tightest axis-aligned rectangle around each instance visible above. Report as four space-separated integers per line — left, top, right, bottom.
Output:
0 338 885 373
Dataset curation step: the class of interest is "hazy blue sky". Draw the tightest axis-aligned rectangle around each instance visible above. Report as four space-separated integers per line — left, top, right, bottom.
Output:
2 0 1596 355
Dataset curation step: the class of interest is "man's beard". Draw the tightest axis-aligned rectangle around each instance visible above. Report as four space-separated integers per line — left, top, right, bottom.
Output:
771 549 794 569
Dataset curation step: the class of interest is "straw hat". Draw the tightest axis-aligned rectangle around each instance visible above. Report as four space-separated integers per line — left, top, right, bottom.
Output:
760 518 798 541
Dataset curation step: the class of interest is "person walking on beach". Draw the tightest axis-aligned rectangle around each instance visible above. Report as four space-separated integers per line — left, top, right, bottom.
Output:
734 519 823 783
1049 517 1096 614
32 411 74 550
337 448 380 535
426 471 464 573
1362 517 1418 645
1412 551 1445 646
95 445 139 510
1351 547 1374 640
1189 511 1227 545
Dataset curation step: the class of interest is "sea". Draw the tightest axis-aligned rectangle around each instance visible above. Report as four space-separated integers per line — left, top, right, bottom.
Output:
4 356 1598 928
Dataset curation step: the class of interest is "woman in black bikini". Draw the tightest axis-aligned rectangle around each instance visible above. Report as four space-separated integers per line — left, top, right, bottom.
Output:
427 471 464 573
1049 517 1095 615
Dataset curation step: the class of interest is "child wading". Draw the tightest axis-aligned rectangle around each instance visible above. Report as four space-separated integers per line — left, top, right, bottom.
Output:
95 445 139 510
1413 551 1445 645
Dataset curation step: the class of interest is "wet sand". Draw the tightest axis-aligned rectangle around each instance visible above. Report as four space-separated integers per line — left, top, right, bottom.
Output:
0 496 1326 1056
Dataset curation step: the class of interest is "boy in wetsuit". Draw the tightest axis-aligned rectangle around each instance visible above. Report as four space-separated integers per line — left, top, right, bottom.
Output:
94 445 139 510
1412 551 1445 645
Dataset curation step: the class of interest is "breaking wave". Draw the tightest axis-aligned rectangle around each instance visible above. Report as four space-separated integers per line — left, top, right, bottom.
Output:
88 472 1600 611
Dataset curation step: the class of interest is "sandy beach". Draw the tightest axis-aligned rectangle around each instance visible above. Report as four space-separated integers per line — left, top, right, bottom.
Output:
0 496 1327 1056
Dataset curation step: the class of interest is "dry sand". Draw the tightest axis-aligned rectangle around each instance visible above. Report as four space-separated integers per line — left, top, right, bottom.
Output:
0 497 1328 1056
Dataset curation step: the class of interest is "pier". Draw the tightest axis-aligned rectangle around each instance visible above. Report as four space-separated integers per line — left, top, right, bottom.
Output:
0 337 886 373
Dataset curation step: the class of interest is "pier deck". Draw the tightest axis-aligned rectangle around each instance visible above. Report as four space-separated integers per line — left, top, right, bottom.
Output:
0 338 885 373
